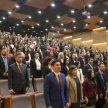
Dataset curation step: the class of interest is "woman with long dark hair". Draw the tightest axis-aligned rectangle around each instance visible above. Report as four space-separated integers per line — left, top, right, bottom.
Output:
66 65 83 108
61 58 69 76
83 69 98 108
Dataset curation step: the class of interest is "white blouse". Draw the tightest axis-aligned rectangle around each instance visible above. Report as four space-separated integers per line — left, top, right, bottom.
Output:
77 68 84 83
35 59 41 70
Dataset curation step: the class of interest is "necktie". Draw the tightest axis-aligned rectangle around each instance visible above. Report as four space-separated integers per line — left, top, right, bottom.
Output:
58 74 61 88
19 65 22 74
3 57 8 72
32 44 34 49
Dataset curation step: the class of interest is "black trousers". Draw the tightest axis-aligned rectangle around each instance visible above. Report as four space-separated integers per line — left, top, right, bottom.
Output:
96 94 105 108
14 88 25 95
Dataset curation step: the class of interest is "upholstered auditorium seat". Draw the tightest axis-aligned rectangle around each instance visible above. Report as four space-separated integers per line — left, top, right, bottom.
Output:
27 68 31 78
0 80 10 97
34 93 46 108
34 78 44 92
10 95 32 108
27 78 34 93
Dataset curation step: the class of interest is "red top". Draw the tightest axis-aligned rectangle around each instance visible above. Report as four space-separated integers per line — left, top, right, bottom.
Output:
83 78 98 98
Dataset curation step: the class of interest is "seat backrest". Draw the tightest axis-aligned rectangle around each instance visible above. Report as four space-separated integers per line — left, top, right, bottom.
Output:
34 78 44 92
0 80 10 96
11 95 32 108
27 78 34 93
27 68 31 78
34 93 46 108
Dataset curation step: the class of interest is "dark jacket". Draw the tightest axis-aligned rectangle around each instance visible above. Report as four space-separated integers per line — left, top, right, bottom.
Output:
8 63 30 91
61 66 68 76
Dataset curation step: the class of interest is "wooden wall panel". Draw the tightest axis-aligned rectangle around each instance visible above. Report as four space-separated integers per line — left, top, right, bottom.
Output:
93 43 107 51
82 41 93 48
72 39 82 45
72 32 82 39
93 35 106 44
64 37 72 43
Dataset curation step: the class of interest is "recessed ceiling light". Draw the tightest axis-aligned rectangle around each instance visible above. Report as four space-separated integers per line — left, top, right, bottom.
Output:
16 5 19 8
0 21 2 23
10 29 12 30
41 31 43 32
57 31 59 33
53 34 55 35
74 26 76 29
36 33 38 34
2 17 5 20
46 20 49 22
16 24 19 26
21 20 24 23
88 4 92 7
38 11 42 14
51 3 55 7
57 16 60 19
28 29 30 30
64 29 66 31
8 11 12 14
37 23 40 26
85 24 88 26
45 29 48 31
13 26 15 28
32 26 34 28
61 23 64 26
23 31 25 32
100 20 103 23
87 16 91 18
9 27 11 28
34 31 35 32
104 11 107 14
71 10 75 13
51 26 54 28
28 16 31 19
73 20 76 22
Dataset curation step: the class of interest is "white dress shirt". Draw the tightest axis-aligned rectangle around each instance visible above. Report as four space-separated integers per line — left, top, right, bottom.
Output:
35 59 41 70
77 68 84 83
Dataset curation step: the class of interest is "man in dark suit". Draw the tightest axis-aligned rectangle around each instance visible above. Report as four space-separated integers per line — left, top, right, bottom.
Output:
44 60 69 108
0 46 11 79
8 53 30 95
84 50 90 64
84 57 93 77
95 63 106 108
43 57 54 78
78 51 85 72
43 45 50 58
54 47 59 59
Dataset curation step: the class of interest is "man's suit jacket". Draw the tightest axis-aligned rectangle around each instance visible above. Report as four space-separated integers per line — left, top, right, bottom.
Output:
8 63 30 92
95 72 106 95
43 50 48 59
44 72 69 108
0 55 11 79
78 57 85 72
54 52 58 59
30 58 42 78
84 64 93 77
43 66 52 78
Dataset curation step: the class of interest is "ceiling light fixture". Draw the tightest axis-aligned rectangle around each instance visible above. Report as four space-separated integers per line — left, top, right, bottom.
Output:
57 16 60 19
53 34 55 35
21 20 24 23
88 4 92 7
61 23 64 26
0 21 2 23
87 16 91 18
64 29 66 31
37 24 40 26
57 31 59 33
85 24 88 26
71 10 75 13
28 29 30 30
73 20 76 22
41 31 43 32
45 29 48 31
8 11 12 14
46 20 49 22
51 3 55 7
51 26 54 28
16 24 19 26
36 33 38 34
38 11 42 14
28 16 31 19
23 31 25 32
16 5 19 8
2 17 5 20
74 26 76 29
104 11 107 14
32 26 34 28
34 31 35 32
100 20 103 23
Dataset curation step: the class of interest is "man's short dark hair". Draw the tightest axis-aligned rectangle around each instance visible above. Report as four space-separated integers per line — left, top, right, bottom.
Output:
34 51 39 55
15 53 21 57
51 59 60 66
16 48 21 52
99 63 104 67
47 57 54 63
88 57 93 61
0 44 5 52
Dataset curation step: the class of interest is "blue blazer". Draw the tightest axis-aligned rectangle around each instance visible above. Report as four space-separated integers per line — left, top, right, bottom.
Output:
44 72 69 108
